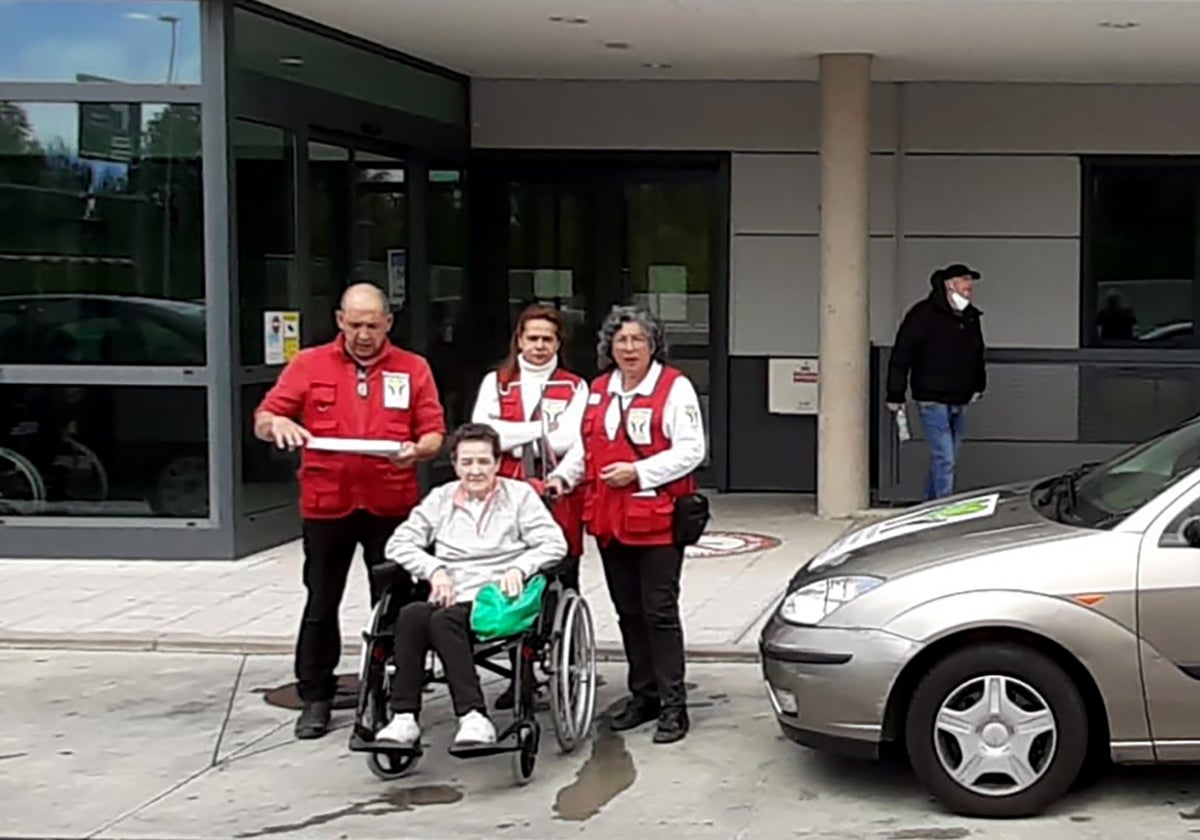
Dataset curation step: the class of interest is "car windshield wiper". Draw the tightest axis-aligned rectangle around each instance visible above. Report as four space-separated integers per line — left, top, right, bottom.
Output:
1036 462 1099 521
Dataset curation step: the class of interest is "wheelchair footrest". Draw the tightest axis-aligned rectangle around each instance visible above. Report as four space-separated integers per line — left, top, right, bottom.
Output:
349 730 423 757
448 743 516 759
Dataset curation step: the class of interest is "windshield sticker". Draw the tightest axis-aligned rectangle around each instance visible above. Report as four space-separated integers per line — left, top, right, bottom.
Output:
808 493 1001 571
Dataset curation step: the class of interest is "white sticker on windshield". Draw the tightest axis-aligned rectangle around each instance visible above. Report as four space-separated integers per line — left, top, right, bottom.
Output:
808 493 1001 572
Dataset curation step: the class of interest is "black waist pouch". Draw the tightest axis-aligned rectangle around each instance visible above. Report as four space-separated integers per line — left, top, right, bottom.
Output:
673 492 710 547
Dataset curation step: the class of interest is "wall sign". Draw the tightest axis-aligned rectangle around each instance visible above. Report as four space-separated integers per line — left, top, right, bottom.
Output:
768 357 819 415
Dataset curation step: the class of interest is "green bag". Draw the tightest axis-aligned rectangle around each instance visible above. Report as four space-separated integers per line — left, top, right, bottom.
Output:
470 574 548 641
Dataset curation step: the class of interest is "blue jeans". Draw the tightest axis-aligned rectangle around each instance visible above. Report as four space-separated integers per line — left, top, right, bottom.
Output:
916 402 967 500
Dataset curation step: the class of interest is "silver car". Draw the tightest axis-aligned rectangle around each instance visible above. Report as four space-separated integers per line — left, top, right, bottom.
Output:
760 414 1200 817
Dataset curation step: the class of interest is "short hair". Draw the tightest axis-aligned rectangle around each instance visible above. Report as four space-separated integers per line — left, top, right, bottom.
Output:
449 422 502 460
596 304 668 369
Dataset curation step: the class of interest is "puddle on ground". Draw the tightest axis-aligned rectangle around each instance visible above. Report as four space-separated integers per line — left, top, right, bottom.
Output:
553 721 637 822
253 673 361 711
233 786 463 837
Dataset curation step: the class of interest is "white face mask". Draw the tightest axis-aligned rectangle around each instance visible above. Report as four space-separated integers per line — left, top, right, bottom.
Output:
949 291 970 311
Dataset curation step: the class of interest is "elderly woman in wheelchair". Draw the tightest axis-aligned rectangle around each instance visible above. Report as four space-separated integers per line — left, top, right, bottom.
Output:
352 422 597 783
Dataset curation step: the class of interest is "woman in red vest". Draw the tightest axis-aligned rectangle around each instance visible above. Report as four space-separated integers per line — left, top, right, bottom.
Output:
472 303 588 709
548 304 706 744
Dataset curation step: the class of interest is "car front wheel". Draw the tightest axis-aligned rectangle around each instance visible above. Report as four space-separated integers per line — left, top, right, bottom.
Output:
904 642 1088 818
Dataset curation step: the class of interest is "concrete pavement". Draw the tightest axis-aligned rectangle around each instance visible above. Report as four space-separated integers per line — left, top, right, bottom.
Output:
0 494 854 660
5 649 1200 839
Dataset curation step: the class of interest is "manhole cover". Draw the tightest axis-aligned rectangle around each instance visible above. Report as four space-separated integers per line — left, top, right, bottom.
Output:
685 531 781 559
258 673 360 710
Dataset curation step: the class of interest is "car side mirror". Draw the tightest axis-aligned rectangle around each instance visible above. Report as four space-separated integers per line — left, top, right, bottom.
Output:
1181 517 1200 548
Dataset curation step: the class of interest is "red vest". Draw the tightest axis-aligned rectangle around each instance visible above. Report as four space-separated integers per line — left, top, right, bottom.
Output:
495 366 586 557
581 366 696 546
287 338 440 520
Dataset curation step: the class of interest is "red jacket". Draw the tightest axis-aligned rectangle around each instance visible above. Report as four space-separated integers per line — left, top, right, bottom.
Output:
495 366 586 558
255 336 446 520
581 366 696 547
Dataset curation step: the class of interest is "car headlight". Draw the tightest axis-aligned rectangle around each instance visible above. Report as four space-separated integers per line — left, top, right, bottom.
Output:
778 576 884 625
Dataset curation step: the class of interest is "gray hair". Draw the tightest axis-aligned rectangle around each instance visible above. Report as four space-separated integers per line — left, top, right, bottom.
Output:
595 304 668 369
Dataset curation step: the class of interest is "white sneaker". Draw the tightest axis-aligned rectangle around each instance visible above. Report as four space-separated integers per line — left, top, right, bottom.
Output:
376 713 420 748
454 710 497 747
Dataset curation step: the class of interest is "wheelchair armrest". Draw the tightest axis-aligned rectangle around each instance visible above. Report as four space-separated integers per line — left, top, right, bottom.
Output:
369 562 407 595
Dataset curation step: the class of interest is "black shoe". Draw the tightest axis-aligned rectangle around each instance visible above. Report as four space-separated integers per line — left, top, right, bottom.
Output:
610 696 660 731
494 682 515 711
653 706 690 744
294 700 331 740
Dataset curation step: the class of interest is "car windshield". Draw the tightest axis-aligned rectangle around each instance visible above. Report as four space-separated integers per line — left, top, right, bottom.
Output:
1038 416 1200 528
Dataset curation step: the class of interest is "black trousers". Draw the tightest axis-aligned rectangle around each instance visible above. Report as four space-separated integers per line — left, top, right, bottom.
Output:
599 540 686 709
390 601 486 718
296 509 411 703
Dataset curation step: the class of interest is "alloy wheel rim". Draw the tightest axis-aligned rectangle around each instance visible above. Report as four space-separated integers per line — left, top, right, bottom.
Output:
933 674 1057 797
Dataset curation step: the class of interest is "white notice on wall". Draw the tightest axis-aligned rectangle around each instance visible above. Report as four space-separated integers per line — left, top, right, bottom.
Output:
768 358 819 415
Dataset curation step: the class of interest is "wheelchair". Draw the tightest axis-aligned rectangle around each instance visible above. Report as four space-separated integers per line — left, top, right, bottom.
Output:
348 554 598 786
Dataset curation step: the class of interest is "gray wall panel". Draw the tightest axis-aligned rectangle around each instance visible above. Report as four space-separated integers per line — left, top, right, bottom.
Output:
901 155 1081 236
898 365 1078 442
471 79 898 151
890 441 1126 502
731 153 896 235
897 238 1080 348
731 235 896 355
904 82 1200 154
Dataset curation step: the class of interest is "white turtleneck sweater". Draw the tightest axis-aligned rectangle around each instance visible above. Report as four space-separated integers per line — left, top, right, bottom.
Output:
472 355 588 460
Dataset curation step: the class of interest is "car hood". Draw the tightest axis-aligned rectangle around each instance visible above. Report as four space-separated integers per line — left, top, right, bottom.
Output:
793 482 1080 586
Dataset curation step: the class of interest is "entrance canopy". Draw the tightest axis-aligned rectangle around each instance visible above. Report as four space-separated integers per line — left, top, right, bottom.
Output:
261 0 1200 83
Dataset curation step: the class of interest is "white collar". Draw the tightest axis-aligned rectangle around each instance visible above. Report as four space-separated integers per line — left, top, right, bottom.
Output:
517 354 556 379
608 361 663 398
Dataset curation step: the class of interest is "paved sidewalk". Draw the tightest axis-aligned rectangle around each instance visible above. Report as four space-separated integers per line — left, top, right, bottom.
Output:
0 494 856 660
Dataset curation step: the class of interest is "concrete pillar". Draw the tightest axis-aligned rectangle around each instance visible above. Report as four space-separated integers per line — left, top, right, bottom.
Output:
817 53 872 518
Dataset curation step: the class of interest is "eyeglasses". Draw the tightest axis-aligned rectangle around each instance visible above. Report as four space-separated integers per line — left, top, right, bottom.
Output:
356 366 368 398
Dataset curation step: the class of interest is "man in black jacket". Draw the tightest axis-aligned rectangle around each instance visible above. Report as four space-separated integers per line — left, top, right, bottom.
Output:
886 263 986 500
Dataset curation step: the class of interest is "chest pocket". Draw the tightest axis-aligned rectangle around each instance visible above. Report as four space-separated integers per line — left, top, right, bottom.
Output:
307 383 339 434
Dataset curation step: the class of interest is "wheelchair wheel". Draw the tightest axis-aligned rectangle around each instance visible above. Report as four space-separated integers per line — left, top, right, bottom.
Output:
549 591 598 753
0 447 45 515
368 749 420 781
511 720 539 786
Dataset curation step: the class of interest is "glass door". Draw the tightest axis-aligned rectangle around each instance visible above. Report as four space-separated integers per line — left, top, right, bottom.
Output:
466 159 722 485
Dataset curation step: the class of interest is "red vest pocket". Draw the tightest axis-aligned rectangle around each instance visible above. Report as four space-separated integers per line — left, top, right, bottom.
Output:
306 383 339 434
299 459 344 513
622 492 674 535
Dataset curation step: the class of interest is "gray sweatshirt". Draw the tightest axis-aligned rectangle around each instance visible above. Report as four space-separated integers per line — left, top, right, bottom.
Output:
383 477 567 604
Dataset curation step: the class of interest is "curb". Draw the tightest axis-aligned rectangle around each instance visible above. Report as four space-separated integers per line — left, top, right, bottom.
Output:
0 632 761 664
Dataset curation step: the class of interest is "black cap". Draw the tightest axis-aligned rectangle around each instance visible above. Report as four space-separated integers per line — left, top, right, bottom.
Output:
938 263 981 282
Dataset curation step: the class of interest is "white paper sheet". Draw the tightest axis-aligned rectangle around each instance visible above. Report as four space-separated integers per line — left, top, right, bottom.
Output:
306 437 404 457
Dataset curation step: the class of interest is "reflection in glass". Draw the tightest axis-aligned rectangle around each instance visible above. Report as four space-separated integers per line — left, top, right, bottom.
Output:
1087 165 1196 347
235 121 295 365
0 101 205 364
308 141 350 347
427 169 467 485
239 382 297 515
353 157 407 344
232 7 464 126
0 384 208 517
0 2 201 84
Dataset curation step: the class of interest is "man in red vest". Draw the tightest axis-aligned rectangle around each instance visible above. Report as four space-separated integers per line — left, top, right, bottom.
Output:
254 283 446 739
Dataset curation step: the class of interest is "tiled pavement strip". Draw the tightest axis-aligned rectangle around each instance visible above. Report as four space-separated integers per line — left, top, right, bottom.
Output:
0 494 877 661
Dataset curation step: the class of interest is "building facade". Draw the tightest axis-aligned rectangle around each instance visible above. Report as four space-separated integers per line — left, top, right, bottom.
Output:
4 0 1199 558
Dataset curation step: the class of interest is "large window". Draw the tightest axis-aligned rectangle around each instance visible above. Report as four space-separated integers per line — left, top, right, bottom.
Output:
0 384 208 517
0 101 205 365
1084 160 1200 348
0 1 201 85
234 120 295 366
